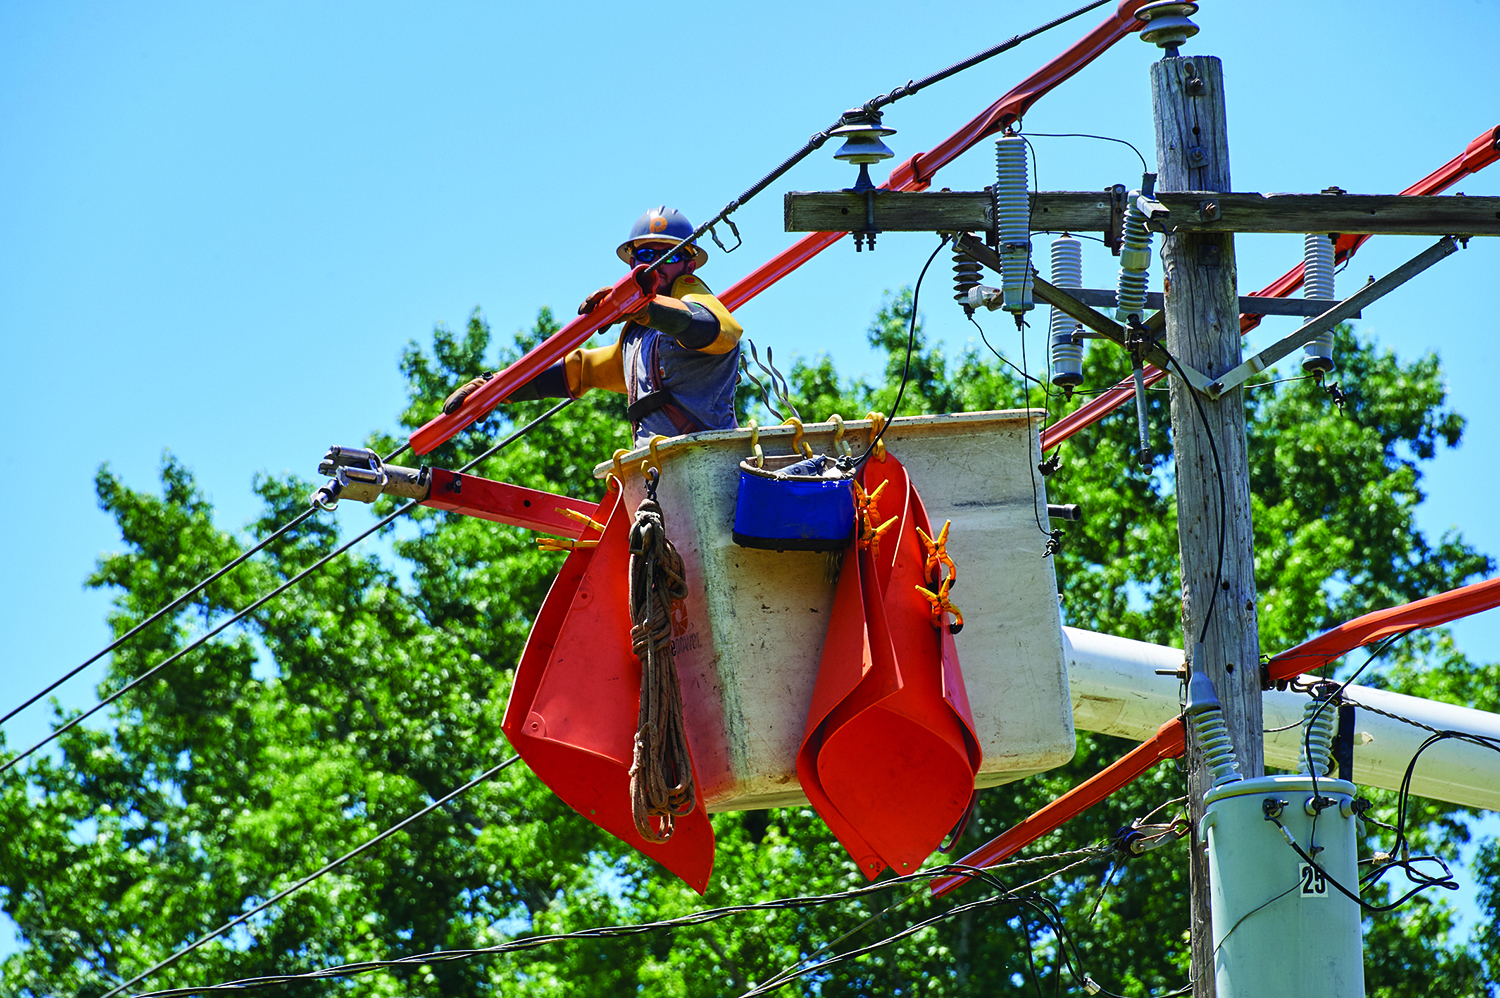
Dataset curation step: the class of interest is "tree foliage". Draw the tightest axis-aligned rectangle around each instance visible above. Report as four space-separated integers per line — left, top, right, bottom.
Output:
1 295 1496 996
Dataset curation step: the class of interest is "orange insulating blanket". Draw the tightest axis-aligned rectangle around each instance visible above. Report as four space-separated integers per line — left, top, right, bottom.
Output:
797 452 982 879
501 479 715 894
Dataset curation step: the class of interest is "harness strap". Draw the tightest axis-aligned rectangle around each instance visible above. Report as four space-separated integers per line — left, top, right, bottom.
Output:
626 389 676 424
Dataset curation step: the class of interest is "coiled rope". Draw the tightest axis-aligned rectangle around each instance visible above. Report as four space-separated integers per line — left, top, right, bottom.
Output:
627 490 696 842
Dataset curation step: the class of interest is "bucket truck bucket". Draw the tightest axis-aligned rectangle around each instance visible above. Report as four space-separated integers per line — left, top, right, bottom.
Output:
598 411 1074 816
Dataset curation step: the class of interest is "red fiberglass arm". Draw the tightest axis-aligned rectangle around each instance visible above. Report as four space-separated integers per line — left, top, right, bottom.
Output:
1266 575 1500 683
1241 124 1500 335
929 716 1185 897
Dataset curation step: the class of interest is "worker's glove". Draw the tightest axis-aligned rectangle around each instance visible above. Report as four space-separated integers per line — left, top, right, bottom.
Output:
578 286 612 316
442 372 494 415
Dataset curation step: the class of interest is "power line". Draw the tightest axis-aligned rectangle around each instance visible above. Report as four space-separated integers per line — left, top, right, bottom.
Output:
0 404 567 776
858 234 950 464
124 866 1000 996
1 443 411 731
635 0 1114 280
100 755 521 998
1014 131 1150 174
0 508 317 729
1154 341 1228 648
128 858 1108 998
749 843 1110 994
742 850 1132 998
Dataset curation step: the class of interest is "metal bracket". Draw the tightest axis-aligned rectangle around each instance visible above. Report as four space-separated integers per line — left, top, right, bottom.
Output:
1205 235 1462 399
953 234 1216 396
1138 193 1171 232
1061 288 1350 319
1104 183 1127 256
309 444 432 509
707 217 742 255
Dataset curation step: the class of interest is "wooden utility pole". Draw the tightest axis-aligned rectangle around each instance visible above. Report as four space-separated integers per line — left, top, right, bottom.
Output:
1150 53 1263 996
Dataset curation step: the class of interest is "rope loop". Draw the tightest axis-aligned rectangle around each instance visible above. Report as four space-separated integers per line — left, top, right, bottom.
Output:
626 494 695 842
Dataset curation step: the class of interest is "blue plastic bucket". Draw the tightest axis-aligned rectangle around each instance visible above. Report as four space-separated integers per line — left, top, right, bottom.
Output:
732 455 855 551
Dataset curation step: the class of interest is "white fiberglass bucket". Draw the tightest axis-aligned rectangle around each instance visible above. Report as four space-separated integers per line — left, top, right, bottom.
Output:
597 410 1074 812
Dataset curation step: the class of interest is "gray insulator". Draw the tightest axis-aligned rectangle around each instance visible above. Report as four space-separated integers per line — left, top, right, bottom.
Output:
1185 672 1243 789
995 135 1034 314
1135 1 1200 52
1302 233 1337 373
1049 235 1084 387
1299 696 1338 776
953 240 982 305
1113 194 1153 325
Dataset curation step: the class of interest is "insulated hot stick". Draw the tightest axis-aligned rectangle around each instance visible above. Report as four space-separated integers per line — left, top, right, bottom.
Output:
408 0 1155 454
410 265 659 455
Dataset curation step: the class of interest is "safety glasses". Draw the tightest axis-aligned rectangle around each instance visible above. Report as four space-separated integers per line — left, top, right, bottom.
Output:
631 244 689 265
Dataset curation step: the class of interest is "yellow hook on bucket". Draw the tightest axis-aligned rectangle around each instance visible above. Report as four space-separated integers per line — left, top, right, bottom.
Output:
782 417 815 459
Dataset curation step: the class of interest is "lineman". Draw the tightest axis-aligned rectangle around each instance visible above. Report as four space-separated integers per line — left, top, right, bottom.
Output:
443 206 743 442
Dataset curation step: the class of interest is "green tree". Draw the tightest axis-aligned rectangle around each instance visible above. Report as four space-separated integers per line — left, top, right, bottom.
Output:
1 296 1495 996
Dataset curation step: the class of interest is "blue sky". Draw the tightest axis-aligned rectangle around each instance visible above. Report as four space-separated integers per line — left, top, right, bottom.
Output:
2 0 1498 966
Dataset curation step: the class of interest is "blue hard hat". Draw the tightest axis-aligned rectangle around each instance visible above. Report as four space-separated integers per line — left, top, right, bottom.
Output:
616 205 709 267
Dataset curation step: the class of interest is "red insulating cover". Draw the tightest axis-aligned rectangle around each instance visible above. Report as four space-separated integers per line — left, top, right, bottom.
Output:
797 454 982 879
501 480 715 893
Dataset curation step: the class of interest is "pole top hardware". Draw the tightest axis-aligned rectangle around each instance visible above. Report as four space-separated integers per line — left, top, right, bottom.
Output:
831 108 896 192
1135 1 1199 55
1184 671 1222 716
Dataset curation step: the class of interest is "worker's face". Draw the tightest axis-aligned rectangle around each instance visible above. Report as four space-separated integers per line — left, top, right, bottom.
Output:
629 241 696 286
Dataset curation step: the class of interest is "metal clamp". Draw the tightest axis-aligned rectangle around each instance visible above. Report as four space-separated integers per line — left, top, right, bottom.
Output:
309 444 430 508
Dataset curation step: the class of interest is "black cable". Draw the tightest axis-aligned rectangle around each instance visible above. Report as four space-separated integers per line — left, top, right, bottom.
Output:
1 509 315 728
1212 882 1301 956
633 0 1114 281
0 439 409 730
971 314 1050 392
856 234 950 464
1384 728 1500 882
1266 814 1457 913
1036 229 1111 246
127 865 1011 997
1153 341 1227 647
1013 131 1149 174
0 402 570 776
1017 315 1054 539
1302 633 1405 841
100 755 521 998
741 858 1100 997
